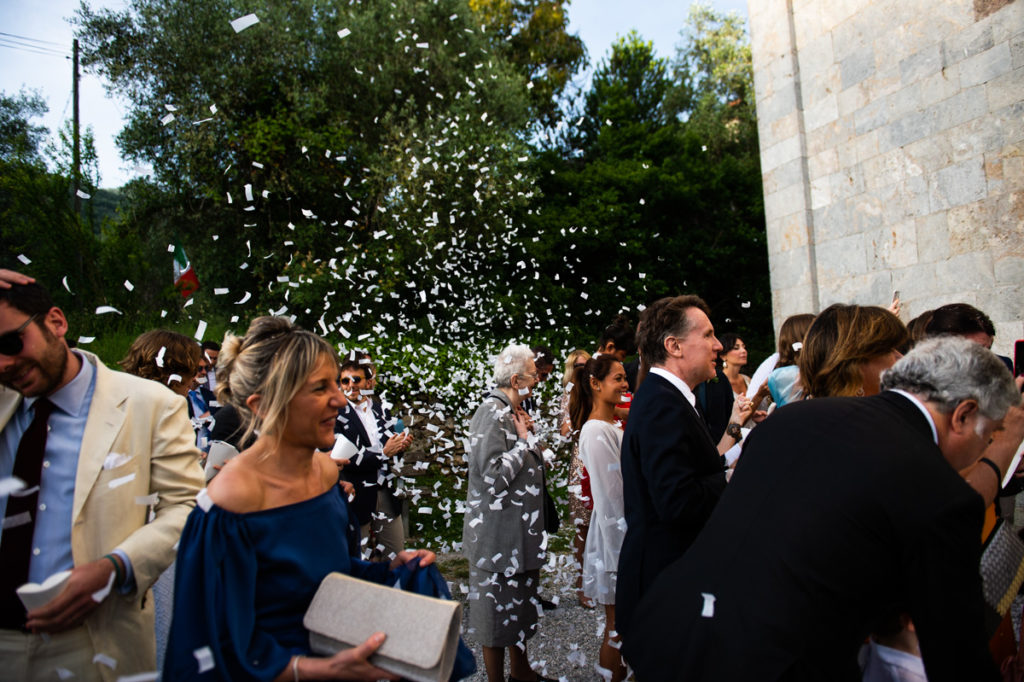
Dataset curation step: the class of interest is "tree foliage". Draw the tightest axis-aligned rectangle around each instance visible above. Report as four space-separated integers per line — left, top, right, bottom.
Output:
468 0 586 125
525 14 771 352
75 0 559 342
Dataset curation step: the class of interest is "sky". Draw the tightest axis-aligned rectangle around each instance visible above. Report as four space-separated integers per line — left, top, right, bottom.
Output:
0 0 749 189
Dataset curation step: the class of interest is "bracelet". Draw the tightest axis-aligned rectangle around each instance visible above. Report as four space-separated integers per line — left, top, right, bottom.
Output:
978 457 1002 484
292 655 301 682
102 554 123 588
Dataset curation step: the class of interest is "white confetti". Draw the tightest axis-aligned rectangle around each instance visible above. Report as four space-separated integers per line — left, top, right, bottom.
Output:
124 280 134 291
230 13 259 33
214 287 229 295
77 336 94 344
117 673 159 682
62 276 72 292
17 254 30 265
103 453 132 470
135 492 159 506
0 476 26 497
92 652 117 669
91 569 115 602
337 28 351 39
701 592 716 617
160 113 175 125
209 104 218 114
196 488 213 512
792 341 803 351
195 320 207 341
108 473 136 489
95 306 122 315
194 645 215 673
235 291 251 304
76 189 92 200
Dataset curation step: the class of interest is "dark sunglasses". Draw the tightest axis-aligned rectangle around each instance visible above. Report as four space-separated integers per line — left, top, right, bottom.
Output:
0 314 39 356
340 376 364 385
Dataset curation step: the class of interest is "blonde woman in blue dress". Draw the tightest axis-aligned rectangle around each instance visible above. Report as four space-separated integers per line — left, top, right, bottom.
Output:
569 354 630 682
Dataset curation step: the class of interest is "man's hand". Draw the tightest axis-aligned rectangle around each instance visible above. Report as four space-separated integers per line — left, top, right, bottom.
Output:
25 558 119 633
0 269 35 289
382 431 412 456
512 407 532 440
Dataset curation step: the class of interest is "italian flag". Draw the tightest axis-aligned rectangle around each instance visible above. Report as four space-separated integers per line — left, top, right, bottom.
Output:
172 241 200 297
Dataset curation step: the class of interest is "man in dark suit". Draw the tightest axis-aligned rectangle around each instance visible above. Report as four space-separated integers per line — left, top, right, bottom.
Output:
335 357 411 559
616 295 733 641
623 336 1023 681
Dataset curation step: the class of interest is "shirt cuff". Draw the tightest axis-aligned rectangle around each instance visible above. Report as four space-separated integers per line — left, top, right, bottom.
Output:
110 549 136 594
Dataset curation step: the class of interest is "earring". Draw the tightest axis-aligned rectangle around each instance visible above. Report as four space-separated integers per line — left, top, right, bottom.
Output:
723 360 728 370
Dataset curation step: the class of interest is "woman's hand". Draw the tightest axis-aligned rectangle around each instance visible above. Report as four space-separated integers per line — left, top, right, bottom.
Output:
291 633 399 681
512 407 533 440
389 548 436 570
729 395 754 425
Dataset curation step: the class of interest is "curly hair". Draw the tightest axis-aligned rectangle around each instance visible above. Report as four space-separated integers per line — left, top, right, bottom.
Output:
119 329 201 396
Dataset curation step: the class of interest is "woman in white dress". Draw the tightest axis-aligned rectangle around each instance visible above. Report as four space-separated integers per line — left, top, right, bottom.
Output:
569 354 629 682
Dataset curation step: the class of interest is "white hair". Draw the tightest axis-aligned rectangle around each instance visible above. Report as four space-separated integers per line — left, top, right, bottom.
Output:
881 336 1019 419
493 344 534 388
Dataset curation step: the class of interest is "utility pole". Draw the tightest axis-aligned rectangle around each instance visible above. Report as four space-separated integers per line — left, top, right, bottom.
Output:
73 38 81 214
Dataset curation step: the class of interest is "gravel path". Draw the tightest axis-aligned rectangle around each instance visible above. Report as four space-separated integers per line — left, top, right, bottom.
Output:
442 551 613 682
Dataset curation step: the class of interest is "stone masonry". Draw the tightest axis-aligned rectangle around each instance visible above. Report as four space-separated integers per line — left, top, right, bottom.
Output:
748 0 1023 355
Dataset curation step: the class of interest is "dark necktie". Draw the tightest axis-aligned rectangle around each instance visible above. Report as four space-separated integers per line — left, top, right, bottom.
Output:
0 398 55 629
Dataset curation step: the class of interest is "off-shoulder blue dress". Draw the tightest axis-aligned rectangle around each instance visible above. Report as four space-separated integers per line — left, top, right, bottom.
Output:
164 484 392 680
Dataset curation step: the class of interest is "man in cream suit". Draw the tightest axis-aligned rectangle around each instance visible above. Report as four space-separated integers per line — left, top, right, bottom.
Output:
0 274 203 681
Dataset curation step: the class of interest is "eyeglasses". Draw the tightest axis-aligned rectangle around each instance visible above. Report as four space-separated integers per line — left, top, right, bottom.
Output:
0 314 39 356
340 376 364 385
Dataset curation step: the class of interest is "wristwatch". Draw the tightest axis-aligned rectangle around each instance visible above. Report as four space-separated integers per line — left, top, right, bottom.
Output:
726 422 743 441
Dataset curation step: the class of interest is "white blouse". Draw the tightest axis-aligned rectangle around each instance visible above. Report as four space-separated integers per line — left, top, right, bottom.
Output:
579 419 626 604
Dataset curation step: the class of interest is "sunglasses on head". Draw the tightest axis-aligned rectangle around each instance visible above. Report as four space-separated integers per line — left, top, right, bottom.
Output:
0 314 39 356
340 375 364 385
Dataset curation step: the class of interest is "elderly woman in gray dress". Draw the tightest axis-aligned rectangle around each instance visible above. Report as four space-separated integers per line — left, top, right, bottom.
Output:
463 344 554 682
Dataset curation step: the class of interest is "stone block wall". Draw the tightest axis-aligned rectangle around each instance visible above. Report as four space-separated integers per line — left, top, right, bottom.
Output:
748 0 1023 355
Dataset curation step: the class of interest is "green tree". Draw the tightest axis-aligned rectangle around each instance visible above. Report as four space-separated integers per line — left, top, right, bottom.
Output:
468 0 587 125
524 23 771 352
76 0 546 341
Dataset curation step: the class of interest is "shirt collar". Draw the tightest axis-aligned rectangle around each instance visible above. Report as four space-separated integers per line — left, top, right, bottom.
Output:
649 367 697 408
25 350 94 417
887 389 939 445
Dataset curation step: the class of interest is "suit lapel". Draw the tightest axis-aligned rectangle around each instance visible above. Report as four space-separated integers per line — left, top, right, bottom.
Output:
73 355 129 523
341 403 372 450
0 388 23 431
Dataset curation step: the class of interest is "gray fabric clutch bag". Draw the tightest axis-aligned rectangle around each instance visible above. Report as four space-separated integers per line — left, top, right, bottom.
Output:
304 571 463 682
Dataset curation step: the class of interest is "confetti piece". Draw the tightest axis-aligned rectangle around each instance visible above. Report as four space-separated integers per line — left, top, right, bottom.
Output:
77 336 94 344
0 476 26 497
195 320 207 341
76 189 92 199
103 453 132 470
160 113 175 125
197 488 213 512
135 492 159 506
118 674 159 682
194 645 215 673
230 13 259 32
109 473 136 489
92 570 115 602
95 306 122 315
17 254 30 265
741 301 751 308
62 276 72 292
214 287 229 295
701 592 716 617
92 653 117 669
792 342 803 351
337 28 351 39
124 280 134 291
235 291 251 304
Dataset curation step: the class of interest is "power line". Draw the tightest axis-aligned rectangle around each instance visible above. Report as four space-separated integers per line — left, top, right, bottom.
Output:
0 40 71 59
0 31 68 47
